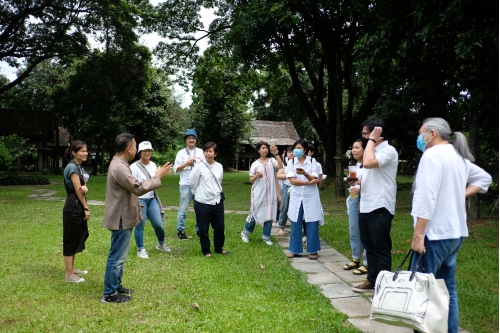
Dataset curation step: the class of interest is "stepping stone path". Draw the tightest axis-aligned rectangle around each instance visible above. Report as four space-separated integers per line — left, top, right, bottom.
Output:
28 188 469 333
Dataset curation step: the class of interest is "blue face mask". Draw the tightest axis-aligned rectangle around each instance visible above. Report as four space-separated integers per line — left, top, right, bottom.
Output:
416 132 429 152
293 149 303 158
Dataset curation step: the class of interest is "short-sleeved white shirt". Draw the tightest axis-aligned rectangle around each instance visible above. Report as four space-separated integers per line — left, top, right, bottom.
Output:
130 161 157 199
173 147 205 186
286 157 323 223
359 141 398 214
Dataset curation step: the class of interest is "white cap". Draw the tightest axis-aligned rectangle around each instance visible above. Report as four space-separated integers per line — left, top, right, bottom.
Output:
138 141 154 153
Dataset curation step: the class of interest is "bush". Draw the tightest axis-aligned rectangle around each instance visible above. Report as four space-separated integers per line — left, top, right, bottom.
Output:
151 146 178 165
0 175 50 186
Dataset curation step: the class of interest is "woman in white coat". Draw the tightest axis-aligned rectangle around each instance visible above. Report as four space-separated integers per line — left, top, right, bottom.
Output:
285 139 323 260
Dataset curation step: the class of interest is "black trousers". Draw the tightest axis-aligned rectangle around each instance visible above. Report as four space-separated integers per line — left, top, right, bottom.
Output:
359 207 393 285
193 200 225 255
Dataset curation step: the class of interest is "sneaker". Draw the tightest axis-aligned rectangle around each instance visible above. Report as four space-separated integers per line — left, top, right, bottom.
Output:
302 236 307 244
117 284 134 295
137 249 149 259
65 275 85 283
264 240 273 246
156 244 172 252
352 281 375 293
240 232 249 243
177 231 188 240
101 292 132 303
74 269 88 275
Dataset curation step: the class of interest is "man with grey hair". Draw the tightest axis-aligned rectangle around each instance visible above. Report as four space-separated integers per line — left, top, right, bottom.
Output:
352 118 398 293
411 117 491 332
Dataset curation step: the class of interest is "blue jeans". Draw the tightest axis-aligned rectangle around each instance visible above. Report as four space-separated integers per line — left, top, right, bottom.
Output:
278 184 291 228
347 197 367 266
134 197 165 250
359 207 393 285
103 220 132 296
410 237 463 333
176 185 198 232
289 203 321 254
243 216 272 241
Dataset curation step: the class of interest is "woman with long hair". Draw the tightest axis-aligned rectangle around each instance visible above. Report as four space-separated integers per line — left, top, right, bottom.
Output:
344 138 369 275
240 141 282 245
285 139 322 260
62 141 90 283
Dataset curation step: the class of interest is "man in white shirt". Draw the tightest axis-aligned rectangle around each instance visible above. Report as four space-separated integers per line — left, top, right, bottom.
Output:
352 118 398 293
173 129 205 239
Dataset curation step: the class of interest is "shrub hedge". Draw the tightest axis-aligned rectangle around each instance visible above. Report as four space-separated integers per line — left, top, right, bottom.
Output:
0 175 51 186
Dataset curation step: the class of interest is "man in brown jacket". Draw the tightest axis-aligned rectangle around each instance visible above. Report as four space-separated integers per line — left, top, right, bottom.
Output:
101 133 172 303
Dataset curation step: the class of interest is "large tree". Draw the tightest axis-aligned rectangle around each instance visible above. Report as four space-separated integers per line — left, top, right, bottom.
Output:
0 0 153 94
190 47 253 168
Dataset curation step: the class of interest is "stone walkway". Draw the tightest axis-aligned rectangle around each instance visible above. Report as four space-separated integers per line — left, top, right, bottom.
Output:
30 190 469 333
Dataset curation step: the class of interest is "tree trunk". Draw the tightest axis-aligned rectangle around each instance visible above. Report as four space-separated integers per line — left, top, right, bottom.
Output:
467 104 480 220
92 145 100 175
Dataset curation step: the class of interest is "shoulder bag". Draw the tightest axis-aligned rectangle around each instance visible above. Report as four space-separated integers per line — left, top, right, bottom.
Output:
370 249 450 333
202 162 224 201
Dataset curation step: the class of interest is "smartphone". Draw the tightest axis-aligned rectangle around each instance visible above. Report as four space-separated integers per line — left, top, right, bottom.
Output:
296 167 304 172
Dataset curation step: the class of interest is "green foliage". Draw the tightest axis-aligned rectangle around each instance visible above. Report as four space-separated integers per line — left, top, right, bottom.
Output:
0 175 50 185
150 147 178 166
191 47 253 168
0 134 37 175
0 141 12 177
0 0 153 93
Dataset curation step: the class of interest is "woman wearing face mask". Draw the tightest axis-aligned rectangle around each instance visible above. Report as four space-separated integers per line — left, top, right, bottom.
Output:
130 141 173 259
240 141 283 245
344 138 369 275
285 139 322 260
276 146 294 236
62 141 90 283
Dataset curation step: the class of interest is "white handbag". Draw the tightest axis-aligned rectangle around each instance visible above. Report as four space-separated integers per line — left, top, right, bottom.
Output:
370 250 450 333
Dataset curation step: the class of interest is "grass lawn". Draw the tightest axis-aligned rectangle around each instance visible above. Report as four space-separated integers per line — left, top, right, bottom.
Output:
0 171 497 333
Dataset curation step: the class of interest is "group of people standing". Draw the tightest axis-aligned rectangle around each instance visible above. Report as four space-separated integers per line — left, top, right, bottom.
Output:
61 117 492 332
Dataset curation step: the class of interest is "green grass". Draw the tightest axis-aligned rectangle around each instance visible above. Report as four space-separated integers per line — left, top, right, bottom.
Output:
0 172 497 333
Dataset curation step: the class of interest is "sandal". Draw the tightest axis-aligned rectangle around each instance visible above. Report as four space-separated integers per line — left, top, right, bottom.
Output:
204 253 212 258
343 259 360 270
278 228 285 236
286 252 299 258
353 265 368 275
308 253 318 260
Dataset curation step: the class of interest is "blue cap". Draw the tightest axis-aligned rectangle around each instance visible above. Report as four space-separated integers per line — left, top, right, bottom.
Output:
184 129 198 141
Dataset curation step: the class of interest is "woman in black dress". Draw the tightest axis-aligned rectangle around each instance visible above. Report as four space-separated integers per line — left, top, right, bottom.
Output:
63 141 90 283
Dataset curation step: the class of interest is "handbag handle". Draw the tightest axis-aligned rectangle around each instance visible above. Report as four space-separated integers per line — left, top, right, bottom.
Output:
392 249 423 282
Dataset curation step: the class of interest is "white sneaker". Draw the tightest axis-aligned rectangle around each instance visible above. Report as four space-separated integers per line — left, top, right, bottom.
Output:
302 236 307 244
264 240 273 246
240 232 249 243
156 244 172 252
137 249 149 259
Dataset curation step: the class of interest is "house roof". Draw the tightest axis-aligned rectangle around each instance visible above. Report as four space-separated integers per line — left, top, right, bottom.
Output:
248 120 299 146
0 109 54 139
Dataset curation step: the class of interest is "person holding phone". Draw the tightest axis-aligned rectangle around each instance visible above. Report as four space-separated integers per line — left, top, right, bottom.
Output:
285 139 323 260
130 141 173 259
240 141 282 245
